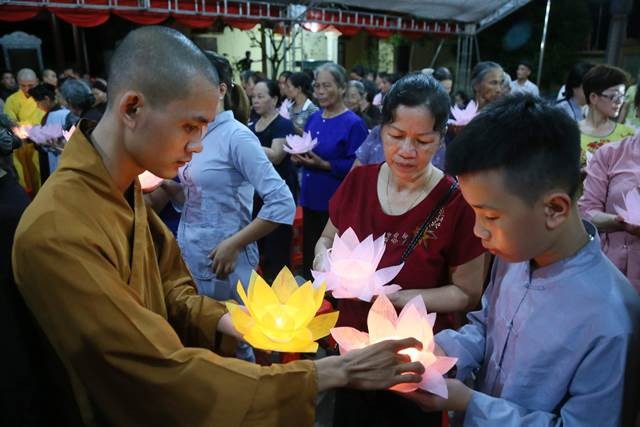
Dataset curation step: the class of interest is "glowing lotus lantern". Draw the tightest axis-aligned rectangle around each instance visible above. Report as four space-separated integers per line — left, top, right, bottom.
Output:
12 125 32 140
331 294 457 397
283 131 318 155
615 188 640 226
138 170 163 192
312 228 403 302
448 100 477 126
226 267 339 352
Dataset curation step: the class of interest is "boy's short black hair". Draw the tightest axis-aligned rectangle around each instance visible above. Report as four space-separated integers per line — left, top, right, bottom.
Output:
445 94 581 204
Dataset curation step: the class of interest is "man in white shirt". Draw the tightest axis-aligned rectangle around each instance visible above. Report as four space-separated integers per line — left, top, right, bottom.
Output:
510 61 539 96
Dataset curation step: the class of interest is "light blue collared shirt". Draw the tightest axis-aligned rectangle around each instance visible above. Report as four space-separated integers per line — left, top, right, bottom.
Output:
177 110 295 295
436 221 640 426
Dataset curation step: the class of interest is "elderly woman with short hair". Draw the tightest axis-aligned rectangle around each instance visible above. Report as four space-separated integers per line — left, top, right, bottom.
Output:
470 61 504 111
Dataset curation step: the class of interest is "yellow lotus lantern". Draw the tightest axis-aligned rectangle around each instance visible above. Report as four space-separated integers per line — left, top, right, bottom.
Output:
226 267 339 353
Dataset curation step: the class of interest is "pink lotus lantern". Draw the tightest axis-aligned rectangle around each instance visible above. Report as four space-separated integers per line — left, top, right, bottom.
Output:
279 100 291 119
615 188 640 226
448 100 477 126
331 294 457 397
26 124 64 144
283 131 318 155
62 125 76 142
311 228 403 302
138 170 163 192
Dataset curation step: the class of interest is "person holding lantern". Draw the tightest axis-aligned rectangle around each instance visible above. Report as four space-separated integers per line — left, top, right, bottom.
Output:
314 73 487 426
12 26 430 426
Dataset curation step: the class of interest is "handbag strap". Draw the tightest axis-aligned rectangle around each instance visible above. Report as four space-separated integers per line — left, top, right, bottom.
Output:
400 181 458 263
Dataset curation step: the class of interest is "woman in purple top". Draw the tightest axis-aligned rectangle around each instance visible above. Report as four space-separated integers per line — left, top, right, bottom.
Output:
292 63 368 278
579 89 640 291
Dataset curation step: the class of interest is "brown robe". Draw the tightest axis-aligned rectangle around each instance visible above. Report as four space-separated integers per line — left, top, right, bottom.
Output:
12 121 317 426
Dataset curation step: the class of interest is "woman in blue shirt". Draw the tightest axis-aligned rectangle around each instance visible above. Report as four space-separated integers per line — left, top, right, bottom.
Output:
292 63 368 278
165 52 295 301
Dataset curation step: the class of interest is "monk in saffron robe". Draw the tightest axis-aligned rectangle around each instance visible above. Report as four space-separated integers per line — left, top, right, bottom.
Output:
3 68 43 196
12 26 423 426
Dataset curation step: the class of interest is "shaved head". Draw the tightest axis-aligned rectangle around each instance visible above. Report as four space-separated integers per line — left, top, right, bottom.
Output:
17 68 37 83
107 26 219 110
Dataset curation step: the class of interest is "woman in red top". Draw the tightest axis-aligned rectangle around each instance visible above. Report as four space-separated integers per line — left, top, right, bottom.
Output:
314 73 487 427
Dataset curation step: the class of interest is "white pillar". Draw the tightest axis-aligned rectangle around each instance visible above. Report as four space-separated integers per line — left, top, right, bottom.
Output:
325 30 339 63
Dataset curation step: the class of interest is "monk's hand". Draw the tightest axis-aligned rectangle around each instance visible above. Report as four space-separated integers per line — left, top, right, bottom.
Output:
398 379 472 412
314 337 424 392
209 238 240 279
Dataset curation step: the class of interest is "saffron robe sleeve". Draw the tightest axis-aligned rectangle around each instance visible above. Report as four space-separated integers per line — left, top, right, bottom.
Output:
12 127 317 427
13 208 318 426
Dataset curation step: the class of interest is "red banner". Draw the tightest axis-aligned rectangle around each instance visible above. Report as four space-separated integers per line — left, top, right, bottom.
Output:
0 5 41 22
225 18 257 31
113 10 167 25
50 8 110 27
174 15 215 29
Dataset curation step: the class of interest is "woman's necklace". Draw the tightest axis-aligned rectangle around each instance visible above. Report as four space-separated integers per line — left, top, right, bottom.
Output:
385 166 436 215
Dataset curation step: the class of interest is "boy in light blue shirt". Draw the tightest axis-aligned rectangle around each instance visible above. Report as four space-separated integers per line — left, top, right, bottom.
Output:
403 94 640 425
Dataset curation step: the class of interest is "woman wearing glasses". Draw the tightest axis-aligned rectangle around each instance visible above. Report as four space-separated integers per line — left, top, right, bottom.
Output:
579 65 635 165
579 84 640 292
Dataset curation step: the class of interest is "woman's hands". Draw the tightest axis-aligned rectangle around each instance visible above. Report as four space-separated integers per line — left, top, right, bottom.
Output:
291 151 331 171
209 238 241 280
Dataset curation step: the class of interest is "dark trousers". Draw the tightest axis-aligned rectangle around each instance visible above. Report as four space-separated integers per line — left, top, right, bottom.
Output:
333 388 442 427
301 207 329 280
259 223 293 282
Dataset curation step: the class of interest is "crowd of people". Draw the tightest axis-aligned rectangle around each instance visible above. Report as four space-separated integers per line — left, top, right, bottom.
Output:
1 24 640 426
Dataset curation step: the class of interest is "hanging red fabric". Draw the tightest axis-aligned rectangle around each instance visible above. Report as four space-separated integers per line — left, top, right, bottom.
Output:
50 8 110 27
225 18 258 31
367 28 394 39
0 5 41 22
333 26 360 37
173 15 215 29
113 10 167 25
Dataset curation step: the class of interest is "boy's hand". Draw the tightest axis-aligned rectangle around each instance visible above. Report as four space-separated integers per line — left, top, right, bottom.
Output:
399 379 473 412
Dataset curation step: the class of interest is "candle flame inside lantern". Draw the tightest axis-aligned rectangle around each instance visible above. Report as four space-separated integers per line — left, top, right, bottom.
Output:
398 347 421 362
330 295 458 398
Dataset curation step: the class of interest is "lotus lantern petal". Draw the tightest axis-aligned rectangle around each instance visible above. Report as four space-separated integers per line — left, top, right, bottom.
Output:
615 187 640 226
138 170 163 192
26 124 64 144
283 131 318 154
448 100 478 126
279 100 291 119
226 267 339 353
62 125 76 142
331 294 457 398
312 228 403 302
